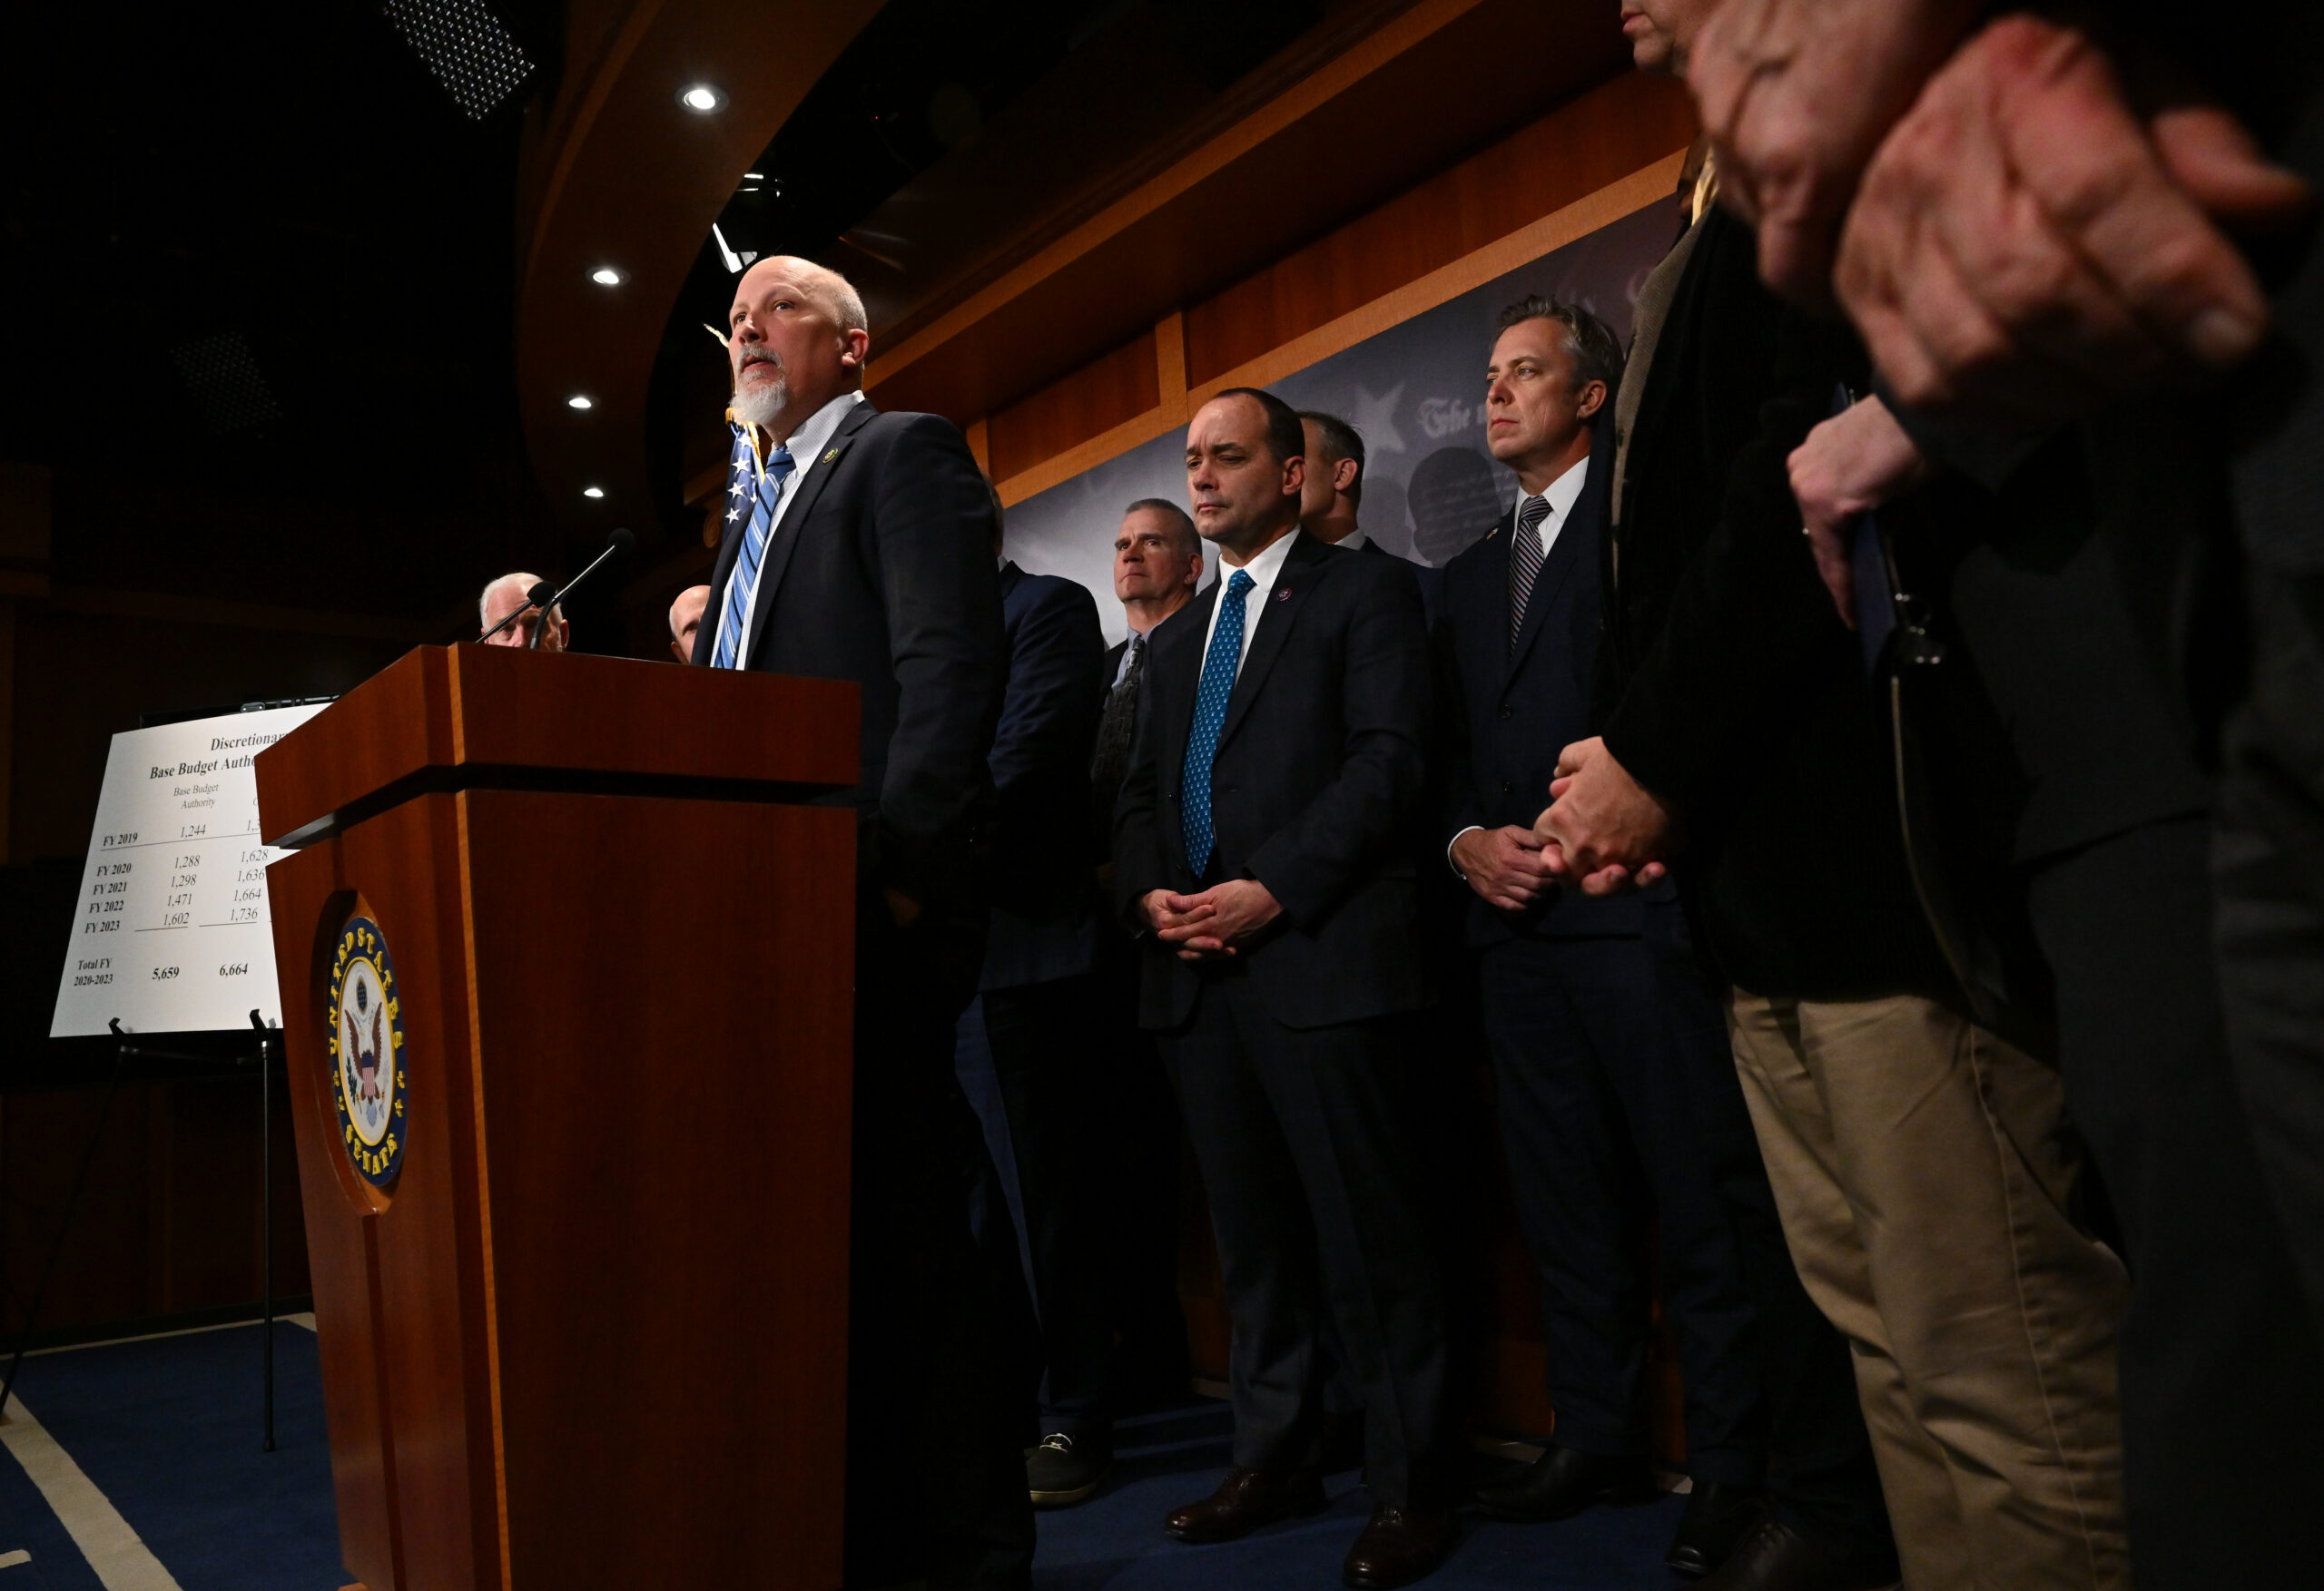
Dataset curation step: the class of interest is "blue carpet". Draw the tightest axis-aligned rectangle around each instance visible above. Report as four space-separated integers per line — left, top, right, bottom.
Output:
1 1320 341 1590
1065 1403 1690 1591
0 1324 1688 1589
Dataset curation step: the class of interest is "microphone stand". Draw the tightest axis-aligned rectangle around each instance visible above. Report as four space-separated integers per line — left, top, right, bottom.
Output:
527 530 633 649
477 594 541 645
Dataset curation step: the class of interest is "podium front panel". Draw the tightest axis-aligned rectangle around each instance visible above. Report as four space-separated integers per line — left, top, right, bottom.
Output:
272 781 855 1591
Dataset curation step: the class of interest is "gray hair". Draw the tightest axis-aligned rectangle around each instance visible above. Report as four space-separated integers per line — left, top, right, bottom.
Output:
478 571 562 629
1123 498 1200 564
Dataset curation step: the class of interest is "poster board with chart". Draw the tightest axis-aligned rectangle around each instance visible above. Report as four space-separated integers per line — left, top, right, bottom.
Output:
51 702 330 1037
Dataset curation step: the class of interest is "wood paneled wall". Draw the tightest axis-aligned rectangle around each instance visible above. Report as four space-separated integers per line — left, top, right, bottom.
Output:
0 1075 310 1342
977 68 1695 505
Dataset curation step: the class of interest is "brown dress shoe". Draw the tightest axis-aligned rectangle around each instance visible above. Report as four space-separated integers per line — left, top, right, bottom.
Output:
1342 1503 1454 1588
1165 1467 1327 1544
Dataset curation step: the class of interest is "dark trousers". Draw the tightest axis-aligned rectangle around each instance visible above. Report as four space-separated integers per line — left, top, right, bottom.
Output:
983 972 1118 1439
2029 817 2324 1588
1478 927 1763 1486
846 904 1037 1591
1159 970 1452 1508
1640 898 1897 1571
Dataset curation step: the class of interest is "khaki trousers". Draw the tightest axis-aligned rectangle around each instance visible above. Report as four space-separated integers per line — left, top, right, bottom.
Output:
1728 991 2129 1591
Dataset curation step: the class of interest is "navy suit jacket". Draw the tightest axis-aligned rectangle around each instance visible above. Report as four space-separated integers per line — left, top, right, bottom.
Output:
1113 532 1432 1030
1435 437 1642 943
693 398 1005 911
1356 536 1443 628
983 561 1108 989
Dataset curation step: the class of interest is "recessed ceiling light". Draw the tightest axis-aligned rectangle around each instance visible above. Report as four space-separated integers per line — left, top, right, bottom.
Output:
679 83 724 113
583 486 605 499
589 266 624 287
567 396 593 410
743 172 763 180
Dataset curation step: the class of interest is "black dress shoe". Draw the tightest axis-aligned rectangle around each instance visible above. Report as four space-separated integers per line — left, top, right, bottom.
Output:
1473 1444 1657 1521
1694 1517 1896 1591
1165 1467 1328 1544
1666 1482 1767 1576
1026 1431 1111 1508
1343 1503 1453 1588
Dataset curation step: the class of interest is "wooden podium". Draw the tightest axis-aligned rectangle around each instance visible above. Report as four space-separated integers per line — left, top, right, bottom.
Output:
256 644 862 1591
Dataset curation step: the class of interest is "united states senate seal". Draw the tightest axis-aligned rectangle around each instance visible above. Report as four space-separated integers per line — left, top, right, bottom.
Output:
328 915 407 1187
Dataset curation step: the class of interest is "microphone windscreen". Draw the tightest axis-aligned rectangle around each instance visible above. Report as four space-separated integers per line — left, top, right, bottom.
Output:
608 526 636 555
527 581 556 608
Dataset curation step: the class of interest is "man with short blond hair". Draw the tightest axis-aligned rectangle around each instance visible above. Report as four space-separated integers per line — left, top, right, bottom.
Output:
1442 297 1776 1581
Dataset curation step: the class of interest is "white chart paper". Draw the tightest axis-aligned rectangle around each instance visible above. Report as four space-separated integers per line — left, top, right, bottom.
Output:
50 702 330 1037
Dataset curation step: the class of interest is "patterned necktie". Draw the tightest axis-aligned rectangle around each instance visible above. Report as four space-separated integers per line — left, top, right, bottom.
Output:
1090 632 1146 801
712 443 797 669
1180 570 1254 878
1508 495 1553 651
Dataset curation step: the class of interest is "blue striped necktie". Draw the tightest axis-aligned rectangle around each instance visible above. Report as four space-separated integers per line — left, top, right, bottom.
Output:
1180 569 1254 877
713 442 796 669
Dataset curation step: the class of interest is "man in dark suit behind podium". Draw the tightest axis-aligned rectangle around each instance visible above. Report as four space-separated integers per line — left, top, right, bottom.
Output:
1115 387 1452 1588
694 255 1030 1591
976 504 1118 1506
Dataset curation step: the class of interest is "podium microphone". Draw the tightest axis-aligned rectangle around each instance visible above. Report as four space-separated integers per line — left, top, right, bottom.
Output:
528 528 635 649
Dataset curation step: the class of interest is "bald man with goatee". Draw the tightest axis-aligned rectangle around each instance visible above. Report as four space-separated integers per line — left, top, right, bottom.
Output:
700 254 1024 1591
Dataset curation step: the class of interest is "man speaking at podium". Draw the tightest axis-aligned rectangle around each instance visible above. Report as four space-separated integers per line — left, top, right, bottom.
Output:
695 255 1028 1590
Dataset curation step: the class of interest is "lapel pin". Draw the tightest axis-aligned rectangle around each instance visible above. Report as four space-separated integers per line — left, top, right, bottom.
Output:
1276 589 1291 601
822 448 839 464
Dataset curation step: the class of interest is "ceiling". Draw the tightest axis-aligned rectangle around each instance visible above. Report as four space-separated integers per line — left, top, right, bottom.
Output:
2 0 568 624
4 0 1640 651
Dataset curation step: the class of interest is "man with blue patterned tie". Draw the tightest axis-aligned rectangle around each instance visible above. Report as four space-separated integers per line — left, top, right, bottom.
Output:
1113 387 1452 1588
696 256 1028 1591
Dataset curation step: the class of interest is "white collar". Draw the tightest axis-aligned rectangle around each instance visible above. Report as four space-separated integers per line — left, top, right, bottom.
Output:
1519 452 1590 526
739 388 864 479
1219 525 1301 594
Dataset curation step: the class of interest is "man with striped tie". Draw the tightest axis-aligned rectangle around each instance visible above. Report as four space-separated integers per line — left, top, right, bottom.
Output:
1112 386 1452 1587
1437 298 1777 1576
694 255 1029 1591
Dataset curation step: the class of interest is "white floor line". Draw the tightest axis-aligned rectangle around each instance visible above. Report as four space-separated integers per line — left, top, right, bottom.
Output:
0 1394 182 1591
23 1313 303 1359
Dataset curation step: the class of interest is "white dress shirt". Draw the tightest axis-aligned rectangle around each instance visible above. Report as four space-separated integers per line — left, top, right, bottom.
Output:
1196 526 1302 684
1334 526 1370 552
1446 453 1592 876
714 388 867 669
1517 453 1590 561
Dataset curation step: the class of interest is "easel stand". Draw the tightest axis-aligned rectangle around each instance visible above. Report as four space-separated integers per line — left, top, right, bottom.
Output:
0 1014 281 1452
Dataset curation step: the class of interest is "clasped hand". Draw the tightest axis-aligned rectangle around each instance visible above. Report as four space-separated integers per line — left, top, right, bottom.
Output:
1143 879 1283 960
1531 736 1677 898
1452 825 1558 914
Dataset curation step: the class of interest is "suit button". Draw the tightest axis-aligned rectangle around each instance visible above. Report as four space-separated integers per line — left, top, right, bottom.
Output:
1498 704 1513 721
1499 780 1512 795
